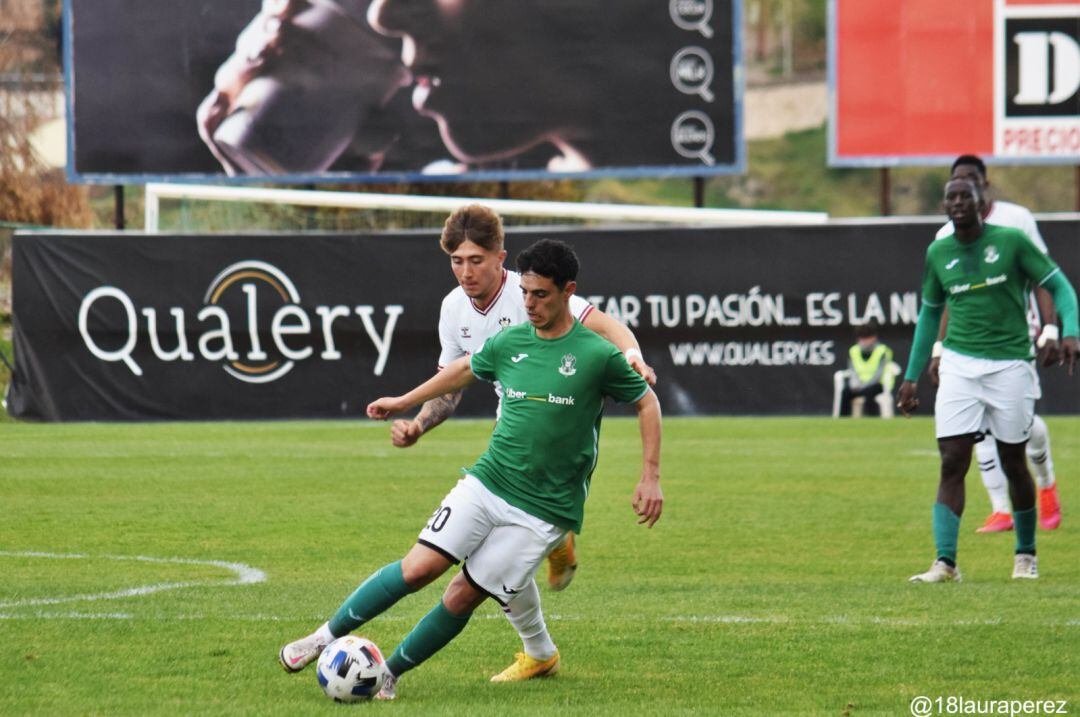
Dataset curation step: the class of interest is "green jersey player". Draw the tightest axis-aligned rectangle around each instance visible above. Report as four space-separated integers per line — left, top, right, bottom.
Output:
932 155 1064 534
279 239 663 699
898 178 1078 584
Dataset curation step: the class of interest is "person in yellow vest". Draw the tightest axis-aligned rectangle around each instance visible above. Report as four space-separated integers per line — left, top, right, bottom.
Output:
838 323 896 417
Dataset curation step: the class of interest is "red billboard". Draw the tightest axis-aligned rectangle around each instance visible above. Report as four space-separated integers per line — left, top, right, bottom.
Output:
829 0 1080 165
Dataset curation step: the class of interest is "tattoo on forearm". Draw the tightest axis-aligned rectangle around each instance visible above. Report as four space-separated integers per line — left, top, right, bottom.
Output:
416 391 463 433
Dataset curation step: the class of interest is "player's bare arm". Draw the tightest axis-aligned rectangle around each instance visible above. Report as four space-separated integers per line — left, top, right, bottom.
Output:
582 309 657 386
1034 286 1061 367
368 356 476 420
1039 271 1080 376
897 381 919 417
1061 337 1078 376
898 295 945 417
390 391 464 447
632 389 663 528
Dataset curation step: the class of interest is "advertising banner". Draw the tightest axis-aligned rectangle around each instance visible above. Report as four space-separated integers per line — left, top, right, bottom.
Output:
830 0 1080 165
65 0 742 183
10 222 1078 421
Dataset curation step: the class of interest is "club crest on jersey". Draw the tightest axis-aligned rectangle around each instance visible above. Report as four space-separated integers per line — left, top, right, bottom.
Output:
460 326 471 338
558 353 577 377
498 316 512 328
984 246 999 264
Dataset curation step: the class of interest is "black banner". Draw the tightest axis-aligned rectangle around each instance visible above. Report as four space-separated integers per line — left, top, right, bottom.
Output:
9 221 1079 421
66 0 741 183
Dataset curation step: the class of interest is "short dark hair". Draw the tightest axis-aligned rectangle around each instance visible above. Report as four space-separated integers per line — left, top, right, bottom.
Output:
515 239 579 289
440 204 504 254
951 154 987 179
947 177 984 201
854 322 879 339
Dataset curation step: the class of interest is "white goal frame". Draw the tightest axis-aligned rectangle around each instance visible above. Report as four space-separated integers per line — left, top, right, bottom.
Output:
143 183 827 233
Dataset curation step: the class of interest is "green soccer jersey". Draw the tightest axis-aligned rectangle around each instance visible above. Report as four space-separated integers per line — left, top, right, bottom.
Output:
468 321 650 533
922 223 1061 360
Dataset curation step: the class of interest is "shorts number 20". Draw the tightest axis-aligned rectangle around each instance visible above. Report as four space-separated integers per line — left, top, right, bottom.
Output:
427 506 452 532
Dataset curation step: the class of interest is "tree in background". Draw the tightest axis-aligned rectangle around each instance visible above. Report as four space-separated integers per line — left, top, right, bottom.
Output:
746 0 826 79
0 0 90 228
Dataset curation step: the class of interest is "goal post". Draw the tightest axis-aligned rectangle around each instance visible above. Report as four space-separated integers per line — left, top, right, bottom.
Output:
143 183 828 234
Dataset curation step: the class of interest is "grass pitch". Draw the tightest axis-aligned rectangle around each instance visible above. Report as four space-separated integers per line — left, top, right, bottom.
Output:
0 417 1077 715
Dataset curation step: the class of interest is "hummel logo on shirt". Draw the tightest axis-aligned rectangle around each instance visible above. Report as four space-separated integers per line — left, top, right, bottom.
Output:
511 353 529 363
946 259 960 270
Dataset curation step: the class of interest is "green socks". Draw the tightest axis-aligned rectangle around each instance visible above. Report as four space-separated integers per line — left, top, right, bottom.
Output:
932 503 961 564
328 561 415 637
1013 507 1037 555
386 601 472 677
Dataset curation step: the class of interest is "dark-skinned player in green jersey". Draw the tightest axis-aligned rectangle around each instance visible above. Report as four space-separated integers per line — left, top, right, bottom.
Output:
898 178 1078 583
279 238 663 699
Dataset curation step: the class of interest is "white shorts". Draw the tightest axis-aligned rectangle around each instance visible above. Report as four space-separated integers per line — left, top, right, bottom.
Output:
935 349 1040 443
417 475 566 606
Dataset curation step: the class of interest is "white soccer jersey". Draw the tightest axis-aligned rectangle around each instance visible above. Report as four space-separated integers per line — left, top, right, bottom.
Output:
437 269 594 397
936 200 1048 335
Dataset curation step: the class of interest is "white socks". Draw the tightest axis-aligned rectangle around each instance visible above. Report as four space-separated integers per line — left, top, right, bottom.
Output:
1026 415 1056 490
315 621 336 644
974 438 1012 514
976 416 1057 513
502 579 557 661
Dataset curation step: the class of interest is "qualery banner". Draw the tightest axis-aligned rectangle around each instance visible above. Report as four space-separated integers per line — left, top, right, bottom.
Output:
65 0 742 183
9 222 1078 421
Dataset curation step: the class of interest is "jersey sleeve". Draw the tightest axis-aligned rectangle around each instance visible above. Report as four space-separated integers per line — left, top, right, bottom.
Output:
569 294 594 323
437 298 465 368
469 331 501 383
1014 229 1059 285
602 348 650 404
1019 209 1048 254
920 245 945 307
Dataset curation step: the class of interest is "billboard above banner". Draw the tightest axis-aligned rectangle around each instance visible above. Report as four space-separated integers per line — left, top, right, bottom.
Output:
829 0 1080 166
64 0 744 184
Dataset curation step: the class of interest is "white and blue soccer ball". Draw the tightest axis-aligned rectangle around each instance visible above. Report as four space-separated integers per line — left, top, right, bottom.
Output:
315 635 386 702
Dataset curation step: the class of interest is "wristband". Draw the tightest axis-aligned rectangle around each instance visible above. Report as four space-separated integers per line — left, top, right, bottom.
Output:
931 341 943 359
624 348 643 362
1036 324 1059 348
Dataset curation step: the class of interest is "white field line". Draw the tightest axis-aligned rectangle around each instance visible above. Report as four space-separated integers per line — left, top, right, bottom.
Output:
1 553 1073 626
0 612 135 620
0 551 267 609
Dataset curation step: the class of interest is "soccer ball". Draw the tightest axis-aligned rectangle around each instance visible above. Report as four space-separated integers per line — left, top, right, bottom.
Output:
315 635 386 702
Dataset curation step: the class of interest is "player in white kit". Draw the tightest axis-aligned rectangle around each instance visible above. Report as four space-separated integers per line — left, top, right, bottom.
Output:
390 204 655 682
932 156 1062 533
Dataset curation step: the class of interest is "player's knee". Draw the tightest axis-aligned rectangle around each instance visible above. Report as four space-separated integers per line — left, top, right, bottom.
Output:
442 573 486 615
401 544 453 588
1027 415 1049 450
939 450 969 482
995 441 1029 479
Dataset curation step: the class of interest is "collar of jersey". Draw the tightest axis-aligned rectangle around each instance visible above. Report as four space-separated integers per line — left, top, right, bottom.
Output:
470 269 508 316
530 319 581 342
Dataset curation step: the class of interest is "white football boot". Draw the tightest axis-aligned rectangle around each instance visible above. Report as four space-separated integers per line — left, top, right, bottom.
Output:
909 559 961 583
1012 553 1039 580
376 669 398 701
278 630 330 673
